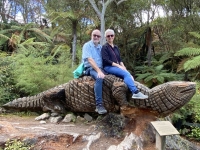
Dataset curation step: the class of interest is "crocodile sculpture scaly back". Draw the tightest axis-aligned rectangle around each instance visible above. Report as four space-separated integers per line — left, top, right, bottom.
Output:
3 75 196 117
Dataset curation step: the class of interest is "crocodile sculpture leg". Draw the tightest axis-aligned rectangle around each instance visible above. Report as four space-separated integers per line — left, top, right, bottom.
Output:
42 88 66 113
112 82 129 106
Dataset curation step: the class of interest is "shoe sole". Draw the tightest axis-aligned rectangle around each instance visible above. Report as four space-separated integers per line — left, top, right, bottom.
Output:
132 97 148 99
95 109 107 114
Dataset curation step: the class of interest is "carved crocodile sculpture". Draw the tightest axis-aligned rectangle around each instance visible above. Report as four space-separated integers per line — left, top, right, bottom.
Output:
3 75 196 117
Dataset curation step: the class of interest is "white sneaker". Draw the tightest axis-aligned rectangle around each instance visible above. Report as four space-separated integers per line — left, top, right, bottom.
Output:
132 92 148 99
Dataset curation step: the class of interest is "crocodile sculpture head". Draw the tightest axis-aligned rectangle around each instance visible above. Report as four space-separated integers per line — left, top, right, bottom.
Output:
132 81 196 116
2 75 196 117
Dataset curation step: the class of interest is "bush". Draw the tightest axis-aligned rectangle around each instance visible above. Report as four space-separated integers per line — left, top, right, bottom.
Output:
4 139 32 150
172 87 200 141
0 53 19 105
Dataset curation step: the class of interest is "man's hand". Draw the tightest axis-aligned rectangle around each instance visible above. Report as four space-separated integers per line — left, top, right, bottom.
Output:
118 65 126 70
97 70 105 78
88 57 105 78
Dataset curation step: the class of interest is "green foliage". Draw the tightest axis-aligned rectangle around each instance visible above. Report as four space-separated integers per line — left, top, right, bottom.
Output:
172 88 200 141
0 53 19 105
175 47 200 57
175 32 200 73
189 32 200 39
171 107 193 124
10 43 73 95
4 139 32 150
135 54 178 87
12 111 39 117
187 127 200 140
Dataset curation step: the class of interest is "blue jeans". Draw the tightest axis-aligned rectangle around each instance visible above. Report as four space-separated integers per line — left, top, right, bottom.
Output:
104 66 138 94
86 68 104 106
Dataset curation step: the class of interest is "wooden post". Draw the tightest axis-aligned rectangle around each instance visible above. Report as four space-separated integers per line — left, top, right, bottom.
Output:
151 121 180 150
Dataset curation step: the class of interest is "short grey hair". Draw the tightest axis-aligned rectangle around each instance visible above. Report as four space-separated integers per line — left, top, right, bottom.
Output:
105 29 115 37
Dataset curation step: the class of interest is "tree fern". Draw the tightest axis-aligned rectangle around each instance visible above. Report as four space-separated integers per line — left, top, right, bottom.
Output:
0 34 9 40
175 47 200 57
174 31 200 75
177 58 189 72
184 56 200 72
135 64 177 87
11 49 73 95
189 32 200 39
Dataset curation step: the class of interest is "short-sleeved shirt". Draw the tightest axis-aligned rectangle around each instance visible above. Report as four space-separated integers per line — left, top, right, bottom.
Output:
82 40 102 68
101 43 122 68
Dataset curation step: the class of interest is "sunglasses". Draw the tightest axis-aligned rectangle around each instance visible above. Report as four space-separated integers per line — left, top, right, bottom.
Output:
93 34 101 38
106 34 114 38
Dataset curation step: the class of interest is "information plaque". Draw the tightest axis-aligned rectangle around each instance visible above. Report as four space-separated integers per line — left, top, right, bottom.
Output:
151 121 180 150
151 121 180 136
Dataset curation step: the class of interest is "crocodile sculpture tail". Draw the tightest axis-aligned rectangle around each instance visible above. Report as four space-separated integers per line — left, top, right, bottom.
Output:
3 83 68 113
3 93 44 112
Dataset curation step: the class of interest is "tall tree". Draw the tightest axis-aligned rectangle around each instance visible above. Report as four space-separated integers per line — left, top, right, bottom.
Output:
88 0 127 44
0 0 13 23
44 0 87 67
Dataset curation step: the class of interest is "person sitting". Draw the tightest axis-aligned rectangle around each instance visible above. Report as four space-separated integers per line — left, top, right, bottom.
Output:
82 29 107 114
101 29 148 99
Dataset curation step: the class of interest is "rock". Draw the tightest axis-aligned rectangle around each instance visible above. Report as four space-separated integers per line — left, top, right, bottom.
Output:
107 133 143 150
40 120 46 124
62 113 75 123
49 116 63 123
166 135 200 150
76 116 85 123
51 112 60 117
82 132 101 150
35 113 50 121
84 113 93 122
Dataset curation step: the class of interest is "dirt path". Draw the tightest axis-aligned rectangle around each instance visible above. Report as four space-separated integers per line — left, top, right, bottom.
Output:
0 111 157 150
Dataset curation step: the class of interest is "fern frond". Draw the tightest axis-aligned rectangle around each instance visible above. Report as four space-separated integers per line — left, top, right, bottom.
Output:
189 32 200 39
155 65 164 71
11 25 23 30
184 56 200 72
177 58 189 72
159 73 177 79
175 48 200 56
21 38 35 45
28 28 52 43
158 53 172 63
17 45 29 53
0 28 17 34
144 75 157 83
0 34 10 40
156 76 164 83
135 73 152 80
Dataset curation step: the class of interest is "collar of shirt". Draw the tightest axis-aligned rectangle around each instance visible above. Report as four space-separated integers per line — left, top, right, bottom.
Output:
89 40 102 49
106 42 116 49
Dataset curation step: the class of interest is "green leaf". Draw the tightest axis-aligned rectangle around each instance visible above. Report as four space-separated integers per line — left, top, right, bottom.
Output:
135 73 152 80
175 48 200 56
157 76 164 83
144 75 155 83
155 65 164 71
184 56 200 71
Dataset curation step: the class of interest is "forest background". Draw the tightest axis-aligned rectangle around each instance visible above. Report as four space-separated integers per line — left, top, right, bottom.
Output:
0 0 200 141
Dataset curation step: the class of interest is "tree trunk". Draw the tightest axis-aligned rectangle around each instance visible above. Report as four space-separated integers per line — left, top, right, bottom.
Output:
146 27 152 66
0 0 8 23
88 0 126 45
72 20 77 67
